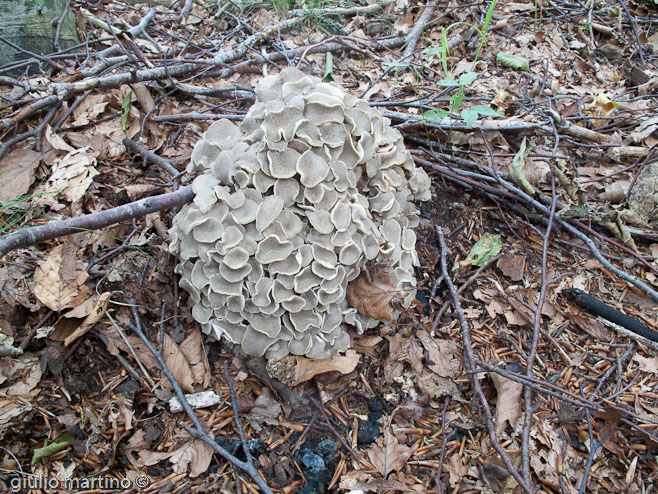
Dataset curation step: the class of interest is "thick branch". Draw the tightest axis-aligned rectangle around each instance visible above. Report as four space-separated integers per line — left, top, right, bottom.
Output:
0 186 193 258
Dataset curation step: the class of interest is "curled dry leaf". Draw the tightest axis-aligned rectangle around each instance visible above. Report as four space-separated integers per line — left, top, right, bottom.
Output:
491 372 523 434
162 332 195 393
346 271 407 321
35 147 99 209
63 291 111 347
292 349 360 385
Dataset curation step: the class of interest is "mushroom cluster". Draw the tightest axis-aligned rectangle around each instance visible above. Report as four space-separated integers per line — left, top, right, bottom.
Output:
169 68 431 359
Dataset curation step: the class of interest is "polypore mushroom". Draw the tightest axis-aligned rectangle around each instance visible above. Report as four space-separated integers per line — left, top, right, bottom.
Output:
169 68 431 360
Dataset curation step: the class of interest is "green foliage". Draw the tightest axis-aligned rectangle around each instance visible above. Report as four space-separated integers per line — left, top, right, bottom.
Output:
496 52 529 71
121 88 132 132
323 52 334 81
421 0 501 128
32 432 75 465
263 0 349 34
458 233 502 268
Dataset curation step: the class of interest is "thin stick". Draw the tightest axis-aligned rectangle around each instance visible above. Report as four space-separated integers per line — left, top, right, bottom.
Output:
128 304 272 494
0 186 193 258
435 226 533 494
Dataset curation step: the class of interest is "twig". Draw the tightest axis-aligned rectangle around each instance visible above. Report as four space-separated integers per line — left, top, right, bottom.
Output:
0 100 61 160
122 138 181 185
0 186 194 258
127 304 272 494
434 396 450 494
522 175 557 484
435 226 534 493
19 310 55 350
0 35 66 72
401 0 439 60
52 0 72 53
577 387 616 494
431 252 503 334
310 398 360 462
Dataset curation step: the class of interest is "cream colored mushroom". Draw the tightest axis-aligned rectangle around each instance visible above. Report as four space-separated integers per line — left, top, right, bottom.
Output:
169 67 431 360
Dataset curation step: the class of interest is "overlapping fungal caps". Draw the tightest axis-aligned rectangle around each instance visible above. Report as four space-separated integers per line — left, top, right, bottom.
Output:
169 68 431 360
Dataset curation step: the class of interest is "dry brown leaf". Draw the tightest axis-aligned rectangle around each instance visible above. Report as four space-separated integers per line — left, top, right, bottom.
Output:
633 354 658 373
292 349 360 385
100 323 159 371
349 479 413 492
366 426 414 477
44 124 75 152
35 147 99 209
124 184 158 201
162 333 195 393
346 271 406 321
386 333 423 375
63 292 110 347
179 328 211 388
130 82 156 113
246 388 282 431
169 439 213 477
491 372 523 434
416 329 461 378
0 355 42 427
416 371 464 402
565 307 610 341
33 245 89 311
497 253 526 281
0 148 42 202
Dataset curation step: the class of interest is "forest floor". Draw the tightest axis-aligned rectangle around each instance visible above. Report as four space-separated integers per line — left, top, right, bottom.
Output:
1 0 658 493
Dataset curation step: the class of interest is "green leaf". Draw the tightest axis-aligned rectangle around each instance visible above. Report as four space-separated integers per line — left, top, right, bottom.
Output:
450 89 464 111
459 233 502 268
382 61 410 68
458 72 478 86
423 108 449 123
424 45 444 56
496 52 529 71
121 88 132 132
482 0 498 36
460 108 479 128
323 52 334 82
469 105 502 117
32 432 75 464
511 137 536 196
438 78 460 87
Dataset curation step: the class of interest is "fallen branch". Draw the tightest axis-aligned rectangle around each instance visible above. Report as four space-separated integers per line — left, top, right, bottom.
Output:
435 225 534 494
401 0 439 60
0 186 193 258
128 303 273 494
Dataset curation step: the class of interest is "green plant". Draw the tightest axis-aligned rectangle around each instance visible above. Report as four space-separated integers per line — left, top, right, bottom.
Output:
271 0 294 16
421 0 502 128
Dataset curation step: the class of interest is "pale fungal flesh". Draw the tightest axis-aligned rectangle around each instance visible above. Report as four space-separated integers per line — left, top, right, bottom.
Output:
169 68 431 360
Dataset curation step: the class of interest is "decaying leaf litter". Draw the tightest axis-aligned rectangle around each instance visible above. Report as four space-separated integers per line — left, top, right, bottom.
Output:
1 0 658 492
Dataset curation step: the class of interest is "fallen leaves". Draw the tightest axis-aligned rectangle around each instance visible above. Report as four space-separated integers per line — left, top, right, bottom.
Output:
346 270 406 321
0 148 42 202
0 355 42 428
491 372 523 434
35 147 99 209
33 244 89 311
292 349 361 385
366 419 415 477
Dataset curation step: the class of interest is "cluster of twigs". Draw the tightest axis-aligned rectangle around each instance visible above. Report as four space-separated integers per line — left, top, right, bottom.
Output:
2 0 658 492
